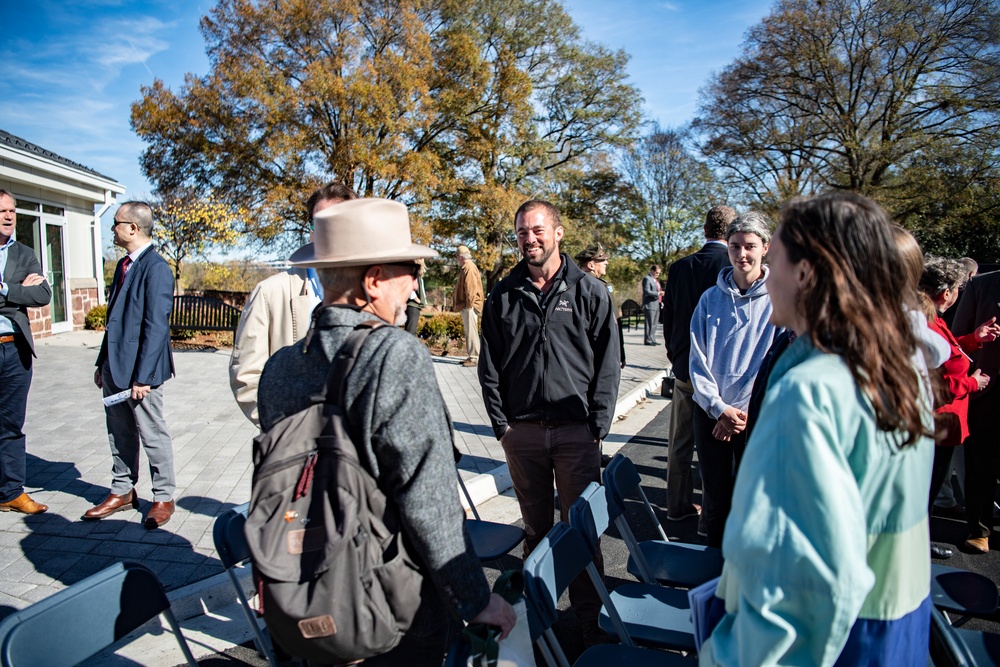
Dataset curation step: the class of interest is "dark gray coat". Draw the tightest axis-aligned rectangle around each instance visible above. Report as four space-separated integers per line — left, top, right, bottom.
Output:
258 305 490 621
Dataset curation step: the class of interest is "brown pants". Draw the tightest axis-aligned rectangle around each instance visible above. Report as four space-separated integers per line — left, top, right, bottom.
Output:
502 421 604 625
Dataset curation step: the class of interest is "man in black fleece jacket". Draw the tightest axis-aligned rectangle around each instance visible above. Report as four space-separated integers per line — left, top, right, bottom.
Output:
479 200 621 642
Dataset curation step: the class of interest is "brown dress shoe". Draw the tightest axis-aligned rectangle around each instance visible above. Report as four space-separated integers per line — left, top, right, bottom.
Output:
144 501 175 529
82 490 139 520
0 493 48 515
964 536 990 554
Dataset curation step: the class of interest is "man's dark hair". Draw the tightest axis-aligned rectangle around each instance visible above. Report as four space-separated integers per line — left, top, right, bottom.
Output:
705 205 737 240
119 201 155 238
514 199 562 229
650 264 661 273
306 182 359 220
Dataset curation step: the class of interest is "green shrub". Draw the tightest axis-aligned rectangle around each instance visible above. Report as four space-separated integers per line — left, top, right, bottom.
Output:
84 305 107 330
418 313 464 344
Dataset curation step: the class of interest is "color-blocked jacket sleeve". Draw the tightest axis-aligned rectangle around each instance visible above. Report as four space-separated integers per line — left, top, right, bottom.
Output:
700 377 875 667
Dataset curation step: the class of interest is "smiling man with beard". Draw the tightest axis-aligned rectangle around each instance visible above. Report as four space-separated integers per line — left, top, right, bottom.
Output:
478 199 621 645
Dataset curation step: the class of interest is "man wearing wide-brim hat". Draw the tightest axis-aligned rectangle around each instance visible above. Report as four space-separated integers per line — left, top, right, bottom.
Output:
255 199 514 664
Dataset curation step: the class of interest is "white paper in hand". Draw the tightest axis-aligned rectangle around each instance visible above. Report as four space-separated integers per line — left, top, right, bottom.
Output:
102 389 131 407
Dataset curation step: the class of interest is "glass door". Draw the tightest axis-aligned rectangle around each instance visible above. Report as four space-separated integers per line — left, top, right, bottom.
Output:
45 223 69 331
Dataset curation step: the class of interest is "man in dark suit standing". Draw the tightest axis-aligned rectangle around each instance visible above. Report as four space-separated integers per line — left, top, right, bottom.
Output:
0 189 51 515
661 205 735 524
86 201 177 529
952 270 1000 553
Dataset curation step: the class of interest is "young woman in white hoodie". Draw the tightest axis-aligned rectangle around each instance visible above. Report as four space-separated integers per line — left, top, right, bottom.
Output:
689 211 779 548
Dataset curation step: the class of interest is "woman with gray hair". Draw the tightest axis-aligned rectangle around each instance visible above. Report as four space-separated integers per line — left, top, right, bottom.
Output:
919 256 1000 554
689 211 779 547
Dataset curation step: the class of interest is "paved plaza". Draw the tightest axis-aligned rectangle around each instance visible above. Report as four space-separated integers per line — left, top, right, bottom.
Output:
0 325 669 618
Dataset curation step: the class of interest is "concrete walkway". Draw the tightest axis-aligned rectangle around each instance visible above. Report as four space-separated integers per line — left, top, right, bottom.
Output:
0 325 670 621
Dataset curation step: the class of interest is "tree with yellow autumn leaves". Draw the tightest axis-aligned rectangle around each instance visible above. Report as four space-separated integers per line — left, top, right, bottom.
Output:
130 0 641 269
153 192 245 292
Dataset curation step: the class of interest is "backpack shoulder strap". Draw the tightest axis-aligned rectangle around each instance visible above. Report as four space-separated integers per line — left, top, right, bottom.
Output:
324 320 387 406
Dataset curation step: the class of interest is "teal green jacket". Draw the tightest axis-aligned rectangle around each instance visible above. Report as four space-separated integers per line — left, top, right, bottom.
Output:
701 337 933 666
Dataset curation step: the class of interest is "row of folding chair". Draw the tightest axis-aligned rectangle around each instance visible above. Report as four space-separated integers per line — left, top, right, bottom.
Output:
531 453 1000 666
511 452 725 666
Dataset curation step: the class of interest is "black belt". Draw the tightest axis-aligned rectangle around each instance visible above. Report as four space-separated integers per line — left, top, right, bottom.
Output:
516 419 581 428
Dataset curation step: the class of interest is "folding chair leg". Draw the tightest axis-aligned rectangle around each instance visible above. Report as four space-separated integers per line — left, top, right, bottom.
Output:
161 608 199 667
229 569 278 667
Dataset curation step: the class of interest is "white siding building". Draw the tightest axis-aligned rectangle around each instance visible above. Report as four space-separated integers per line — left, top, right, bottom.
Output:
0 129 125 336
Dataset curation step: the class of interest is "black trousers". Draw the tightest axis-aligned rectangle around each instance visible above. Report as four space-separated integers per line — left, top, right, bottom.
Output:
692 405 746 549
964 396 1000 539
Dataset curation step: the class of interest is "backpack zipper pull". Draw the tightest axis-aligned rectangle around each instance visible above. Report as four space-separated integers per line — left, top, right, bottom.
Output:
294 452 318 500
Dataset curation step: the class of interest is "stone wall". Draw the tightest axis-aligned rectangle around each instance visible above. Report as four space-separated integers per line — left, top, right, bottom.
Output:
71 286 99 328
28 305 50 338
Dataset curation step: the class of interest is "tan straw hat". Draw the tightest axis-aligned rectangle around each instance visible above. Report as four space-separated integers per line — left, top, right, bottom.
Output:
288 198 438 268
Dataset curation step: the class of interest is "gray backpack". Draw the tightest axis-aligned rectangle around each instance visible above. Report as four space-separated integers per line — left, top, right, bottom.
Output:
244 321 424 663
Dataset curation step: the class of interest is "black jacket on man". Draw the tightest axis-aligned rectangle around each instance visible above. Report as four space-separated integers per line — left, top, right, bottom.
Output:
479 254 621 441
661 241 729 382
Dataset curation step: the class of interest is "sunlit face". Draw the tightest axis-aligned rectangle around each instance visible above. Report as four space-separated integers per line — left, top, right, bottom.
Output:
110 207 136 249
590 258 608 279
766 229 808 332
728 231 768 284
0 194 15 244
516 209 563 268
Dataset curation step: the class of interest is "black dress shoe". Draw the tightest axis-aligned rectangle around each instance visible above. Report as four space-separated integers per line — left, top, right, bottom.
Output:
931 543 954 559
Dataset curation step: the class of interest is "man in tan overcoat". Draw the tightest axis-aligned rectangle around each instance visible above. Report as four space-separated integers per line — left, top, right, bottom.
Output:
453 245 484 368
229 183 356 426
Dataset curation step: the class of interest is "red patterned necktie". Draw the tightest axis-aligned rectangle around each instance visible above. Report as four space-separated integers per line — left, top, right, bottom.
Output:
119 256 132 287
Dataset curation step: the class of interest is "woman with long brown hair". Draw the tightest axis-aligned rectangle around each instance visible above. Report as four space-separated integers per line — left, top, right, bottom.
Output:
701 193 934 666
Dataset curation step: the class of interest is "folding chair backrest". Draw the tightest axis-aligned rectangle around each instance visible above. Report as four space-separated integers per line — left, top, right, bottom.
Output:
214 501 252 570
603 454 669 542
523 522 597 631
930 606 974 667
0 562 196 667
569 482 610 556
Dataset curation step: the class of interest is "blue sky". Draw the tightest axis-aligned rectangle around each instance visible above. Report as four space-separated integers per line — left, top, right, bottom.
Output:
1 0 772 215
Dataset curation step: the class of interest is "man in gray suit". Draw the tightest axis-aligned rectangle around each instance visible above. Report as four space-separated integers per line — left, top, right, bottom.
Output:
257 199 514 665
86 201 177 529
0 189 51 515
642 264 663 345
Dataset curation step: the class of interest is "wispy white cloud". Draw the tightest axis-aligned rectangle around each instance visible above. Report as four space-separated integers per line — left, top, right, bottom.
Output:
662 2 681 11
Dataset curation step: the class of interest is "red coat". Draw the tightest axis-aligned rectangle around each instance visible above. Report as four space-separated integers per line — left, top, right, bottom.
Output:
930 316 982 446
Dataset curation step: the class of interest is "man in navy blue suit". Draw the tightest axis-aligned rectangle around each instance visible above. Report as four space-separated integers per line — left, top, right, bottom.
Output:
0 189 52 515
86 201 177 529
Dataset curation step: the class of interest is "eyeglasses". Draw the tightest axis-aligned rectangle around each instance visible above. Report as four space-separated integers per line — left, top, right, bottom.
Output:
111 219 134 229
389 262 421 280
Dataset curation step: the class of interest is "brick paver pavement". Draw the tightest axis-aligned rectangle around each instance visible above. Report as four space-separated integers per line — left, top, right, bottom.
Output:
0 326 667 617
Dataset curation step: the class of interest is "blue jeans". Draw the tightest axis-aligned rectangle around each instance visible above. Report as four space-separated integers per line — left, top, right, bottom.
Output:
0 339 32 502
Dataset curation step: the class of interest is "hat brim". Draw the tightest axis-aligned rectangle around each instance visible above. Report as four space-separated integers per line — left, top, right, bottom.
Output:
288 243 439 268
